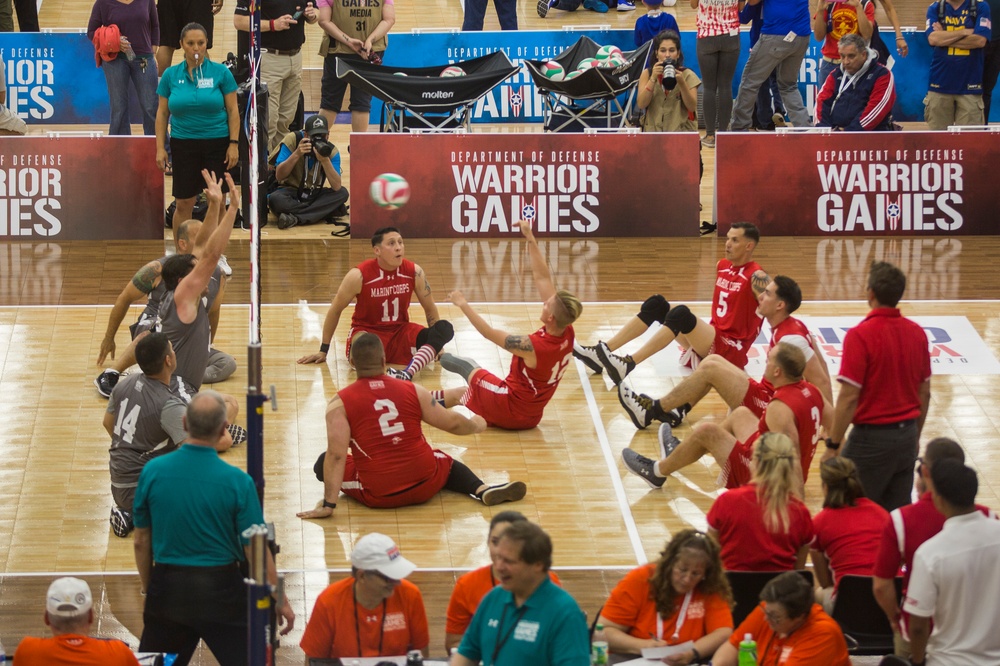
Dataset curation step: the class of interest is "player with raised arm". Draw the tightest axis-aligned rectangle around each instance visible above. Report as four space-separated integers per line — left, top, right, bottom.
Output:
438 220 582 430
297 227 453 380
575 223 769 390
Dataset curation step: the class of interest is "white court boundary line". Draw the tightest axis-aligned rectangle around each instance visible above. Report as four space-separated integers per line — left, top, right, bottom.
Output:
2 565 635 578
8 299 999 310
575 358 647 566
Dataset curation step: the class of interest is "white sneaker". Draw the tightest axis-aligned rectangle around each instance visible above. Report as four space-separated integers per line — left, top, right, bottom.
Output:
217 254 232 278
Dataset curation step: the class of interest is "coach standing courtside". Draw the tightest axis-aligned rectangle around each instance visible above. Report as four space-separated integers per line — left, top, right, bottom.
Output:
823 261 931 512
133 391 294 665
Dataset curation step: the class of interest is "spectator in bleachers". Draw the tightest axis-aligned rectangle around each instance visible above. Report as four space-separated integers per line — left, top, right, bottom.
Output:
871 437 996 659
707 432 815 572
537 0 627 18
712 571 851 666
982 0 1000 120
730 0 812 129
13 577 140 665
811 0 874 94
87 0 160 136
0 54 28 135
815 33 897 130
738 1 786 130
637 30 701 131
445 511 562 653
809 456 888 613
634 0 679 47
692 0 741 147
597 529 734 663
925 0 992 129
904 458 1000 665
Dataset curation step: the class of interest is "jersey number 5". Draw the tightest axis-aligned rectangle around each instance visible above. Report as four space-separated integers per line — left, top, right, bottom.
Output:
716 291 729 319
374 398 404 437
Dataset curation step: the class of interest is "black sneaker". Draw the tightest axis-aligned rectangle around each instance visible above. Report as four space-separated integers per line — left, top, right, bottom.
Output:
621 448 665 489
658 422 681 460
227 424 248 445
699 221 717 236
481 481 527 506
110 506 134 538
663 403 691 428
95 369 120 398
597 346 635 385
573 342 605 375
618 385 655 429
537 0 555 17
385 367 412 381
277 213 300 230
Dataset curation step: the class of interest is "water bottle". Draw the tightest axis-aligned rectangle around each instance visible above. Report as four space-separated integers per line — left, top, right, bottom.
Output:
591 623 609 665
738 632 757 666
0 637 6 662
121 37 136 61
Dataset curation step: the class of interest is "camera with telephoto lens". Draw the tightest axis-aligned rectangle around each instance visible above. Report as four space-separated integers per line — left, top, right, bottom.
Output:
311 138 334 158
659 57 677 91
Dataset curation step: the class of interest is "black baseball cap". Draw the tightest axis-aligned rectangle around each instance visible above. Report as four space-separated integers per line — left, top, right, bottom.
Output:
305 115 329 138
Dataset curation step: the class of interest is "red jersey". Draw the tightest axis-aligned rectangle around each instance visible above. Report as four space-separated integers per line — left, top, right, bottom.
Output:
711 259 764 350
812 498 889 589
338 376 438 496
761 316 815 393
766 380 825 481
838 308 930 425
504 325 575 413
352 258 417 334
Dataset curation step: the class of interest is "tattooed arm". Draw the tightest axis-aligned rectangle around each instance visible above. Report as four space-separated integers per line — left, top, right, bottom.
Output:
98 260 162 365
750 269 771 299
413 263 441 327
449 290 538 365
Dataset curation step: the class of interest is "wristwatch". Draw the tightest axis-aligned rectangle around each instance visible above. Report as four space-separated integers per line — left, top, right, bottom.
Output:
825 437 841 451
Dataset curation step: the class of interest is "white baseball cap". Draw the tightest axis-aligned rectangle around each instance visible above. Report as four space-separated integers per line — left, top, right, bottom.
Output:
350 533 417 580
47 577 93 617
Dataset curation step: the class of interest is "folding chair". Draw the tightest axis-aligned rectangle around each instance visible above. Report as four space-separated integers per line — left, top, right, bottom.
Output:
725 570 815 628
830 575 903 656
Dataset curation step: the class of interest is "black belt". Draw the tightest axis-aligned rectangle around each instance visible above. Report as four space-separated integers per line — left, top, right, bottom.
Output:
853 418 916 431
154 561 241 573
267 47 300 56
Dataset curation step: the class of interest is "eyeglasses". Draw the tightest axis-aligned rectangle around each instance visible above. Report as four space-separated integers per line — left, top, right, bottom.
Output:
763 606 788 624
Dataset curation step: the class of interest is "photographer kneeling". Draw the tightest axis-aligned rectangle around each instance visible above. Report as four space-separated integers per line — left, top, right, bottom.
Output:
268 114 350 230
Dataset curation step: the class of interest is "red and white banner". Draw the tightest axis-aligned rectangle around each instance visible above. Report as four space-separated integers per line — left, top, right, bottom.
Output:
1 136 163 240
715 131 1000 237
351 133 700 238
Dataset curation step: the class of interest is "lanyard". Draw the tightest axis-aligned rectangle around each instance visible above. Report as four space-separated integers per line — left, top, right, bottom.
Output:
657 591 693 641
489 603 528 665
352 582 387 657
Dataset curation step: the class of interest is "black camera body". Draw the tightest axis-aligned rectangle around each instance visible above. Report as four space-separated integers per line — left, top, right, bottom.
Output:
311 137 334 158
660 57 678 91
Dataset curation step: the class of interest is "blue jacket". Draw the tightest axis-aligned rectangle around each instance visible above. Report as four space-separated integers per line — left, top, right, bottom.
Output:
816 49 897 130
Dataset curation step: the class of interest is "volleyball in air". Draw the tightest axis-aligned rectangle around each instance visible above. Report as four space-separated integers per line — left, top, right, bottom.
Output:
541 60 566 81
370 173 411 210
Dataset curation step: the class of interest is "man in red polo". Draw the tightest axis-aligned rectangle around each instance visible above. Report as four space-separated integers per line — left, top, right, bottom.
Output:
822 261 931 511
870 437 996 659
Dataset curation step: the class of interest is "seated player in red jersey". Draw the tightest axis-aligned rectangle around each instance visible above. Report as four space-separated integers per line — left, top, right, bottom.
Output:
574 222 770 387
297 226 454 381
618 275 832 430
438 220 583 431
297 332 526 519
622 342 830 494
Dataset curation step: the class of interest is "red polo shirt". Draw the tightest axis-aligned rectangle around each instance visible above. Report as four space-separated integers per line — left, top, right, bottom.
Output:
837 308 930 425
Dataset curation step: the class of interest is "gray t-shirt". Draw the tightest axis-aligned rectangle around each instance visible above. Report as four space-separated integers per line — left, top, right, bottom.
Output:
107 373 194 483
159 288 212 391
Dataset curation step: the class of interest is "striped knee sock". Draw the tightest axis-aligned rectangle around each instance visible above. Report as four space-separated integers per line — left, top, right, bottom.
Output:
405 344 437 377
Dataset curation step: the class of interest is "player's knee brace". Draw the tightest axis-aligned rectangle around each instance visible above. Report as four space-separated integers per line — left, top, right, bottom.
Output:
637 294 670 326
313 452 326 481
416 319 455 353
664 304 698 335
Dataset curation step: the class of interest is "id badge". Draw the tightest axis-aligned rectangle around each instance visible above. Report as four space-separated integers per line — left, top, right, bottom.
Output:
197 77 215 89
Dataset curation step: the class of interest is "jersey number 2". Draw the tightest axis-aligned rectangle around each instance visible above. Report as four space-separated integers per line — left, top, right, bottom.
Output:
374 398 404 437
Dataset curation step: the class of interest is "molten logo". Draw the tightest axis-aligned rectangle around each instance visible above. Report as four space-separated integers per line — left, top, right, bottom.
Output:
422 90 455 99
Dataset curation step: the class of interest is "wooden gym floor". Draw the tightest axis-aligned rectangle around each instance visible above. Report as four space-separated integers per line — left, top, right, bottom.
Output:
1 0 992 663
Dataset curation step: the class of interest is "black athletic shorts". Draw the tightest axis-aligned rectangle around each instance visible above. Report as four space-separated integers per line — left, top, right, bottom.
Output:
168 136 234 199
158 0 216 49
321 52 379 112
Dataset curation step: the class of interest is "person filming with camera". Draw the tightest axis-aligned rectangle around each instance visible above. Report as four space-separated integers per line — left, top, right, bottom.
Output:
267 114 350 230
637 30 701 131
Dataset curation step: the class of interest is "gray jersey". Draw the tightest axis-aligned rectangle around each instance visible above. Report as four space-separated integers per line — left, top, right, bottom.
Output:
159 266 221 391
107 373 194 509
132 262 222 339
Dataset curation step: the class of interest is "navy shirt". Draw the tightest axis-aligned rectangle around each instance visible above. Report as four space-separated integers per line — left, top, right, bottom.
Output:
926 0 992 94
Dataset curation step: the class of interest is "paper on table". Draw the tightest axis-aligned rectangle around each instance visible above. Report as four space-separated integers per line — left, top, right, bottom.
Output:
615 659 662 666
641 640 696 659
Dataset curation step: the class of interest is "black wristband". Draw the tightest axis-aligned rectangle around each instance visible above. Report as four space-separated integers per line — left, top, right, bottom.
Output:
229 139 239 144
825 437 841 451
691 647 701 663
322 500 337 509
319 343 330 354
